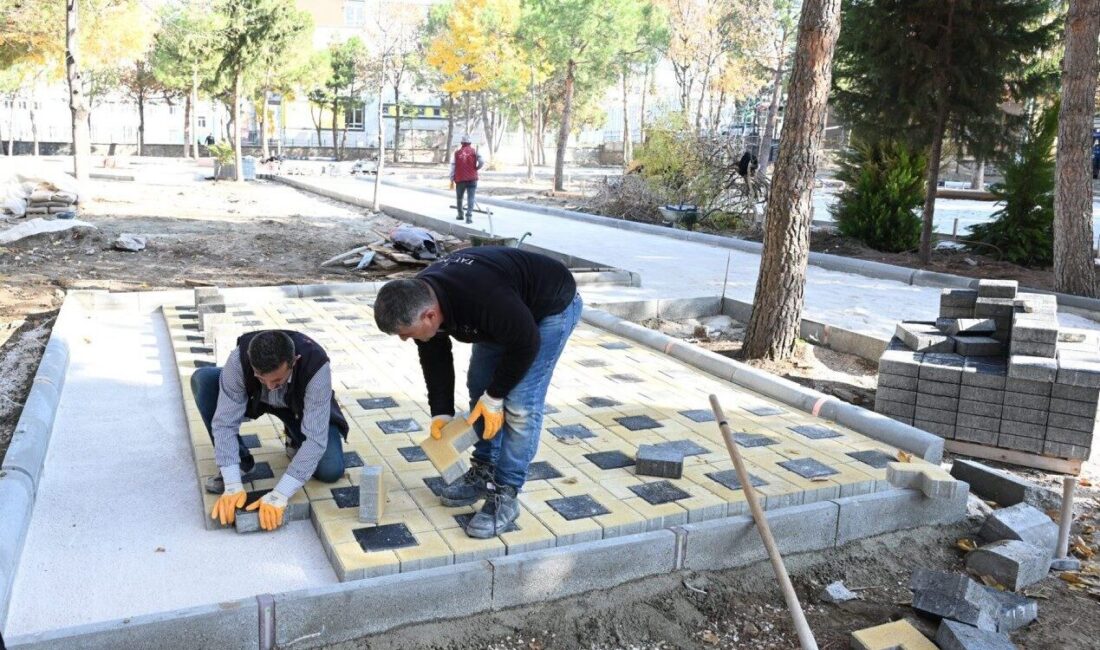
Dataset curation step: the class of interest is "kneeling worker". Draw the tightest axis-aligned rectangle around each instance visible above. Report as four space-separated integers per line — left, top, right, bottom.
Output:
190 330 348 531
373 247 582 538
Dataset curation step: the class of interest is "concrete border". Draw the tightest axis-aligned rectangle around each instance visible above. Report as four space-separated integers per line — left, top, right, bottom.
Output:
368 176 1100 317
581 306 942 463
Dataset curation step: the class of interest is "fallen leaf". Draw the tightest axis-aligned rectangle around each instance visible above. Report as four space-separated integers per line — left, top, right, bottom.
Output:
896 451 913 463
154 547 166 553
701 630 720 645
1060 572 1085 585
561 476 578 485
979 575 1005 590
956 538 978 552
1079 478 1092 488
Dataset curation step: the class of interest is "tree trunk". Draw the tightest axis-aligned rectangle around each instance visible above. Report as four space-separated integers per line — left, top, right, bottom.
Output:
694 63 712 132
137 95 145 156
232 71 243 182
183 93 192 159
260 91 270 161
1054 0 1100 297
331 98 340 161
970 157 985 190
463 94 471 135
554 59 576 192
189 69 198 158
66 0 90 181
757 24 790 180
373 86 385 211
6 100 13 156
639 63 649 143
393 84 401 163
30 99 38 156
622 70 633 168
918 1 956 265
445 94 455 164
743 0 842 362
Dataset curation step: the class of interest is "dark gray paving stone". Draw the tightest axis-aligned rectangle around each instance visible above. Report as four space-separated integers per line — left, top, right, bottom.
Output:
312 297 338 303
655 439 711 456
190 346 214 354
583 450 636 470
453 511 520 532
526 461 563 481
778 458 839 479
679 409 716 422
615 415 664 431
935 619 1016 650
185 334 204 342
599 341 632 350
244 462 274 481
979 502 1058 556
789 424 842 439
734 433 778 448
353 523 418 552
335 314 359 321
846 449 896 469
742 404 786 416
580 396 621 408
546 494 611 520
377 418 422 435
240 434 261 449
705 469 767 491
965 540 1051 591
397 446 429 463
194 360 215 368
629 480 691 505
608 373 643 383
182 323 201 331
423 476 446 496
543 404 560 414
636 444 684 479
286 318 312 324
178 312 199 320
548 424 597 440
331 486 359 509
577 358 608 367
358 397 398 410
343 451 364 468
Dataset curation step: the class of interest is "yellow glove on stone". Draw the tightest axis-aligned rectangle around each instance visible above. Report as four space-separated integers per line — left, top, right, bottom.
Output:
246 490 289 531
467 393 504 440
211 483 246 526
430 414 452 440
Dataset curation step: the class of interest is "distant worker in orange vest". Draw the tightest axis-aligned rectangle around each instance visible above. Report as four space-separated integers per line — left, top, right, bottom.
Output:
450 134 484 223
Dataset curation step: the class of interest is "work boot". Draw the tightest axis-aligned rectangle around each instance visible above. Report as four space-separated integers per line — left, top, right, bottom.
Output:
455 213 465 221
203 459 259 495
465 484 520 539
465 215 473 224
439 461 494 507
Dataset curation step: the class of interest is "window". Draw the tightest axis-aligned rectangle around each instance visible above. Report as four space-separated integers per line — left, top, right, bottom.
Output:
344 1 366 27
198 116 206 128
345 104 365 131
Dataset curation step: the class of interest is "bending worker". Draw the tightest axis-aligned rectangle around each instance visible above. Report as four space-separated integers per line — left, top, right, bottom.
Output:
190 330 348 531
373 247 582 538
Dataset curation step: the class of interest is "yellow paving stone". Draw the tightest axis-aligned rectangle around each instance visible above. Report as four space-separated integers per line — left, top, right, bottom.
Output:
395 530 454 572
439 525 507 563
618 495 688 531
498 511 558 554
422 504 469 530
529 503 604 546
395 467 440 490
329 542 400 580
303 476 351 501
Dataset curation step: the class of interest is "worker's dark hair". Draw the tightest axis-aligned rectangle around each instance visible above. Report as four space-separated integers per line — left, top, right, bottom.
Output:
374 279 434 334
247 331 296 374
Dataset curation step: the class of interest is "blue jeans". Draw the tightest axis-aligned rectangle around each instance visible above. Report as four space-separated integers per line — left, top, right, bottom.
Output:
456 180 477 217
190 367 345 482
467 293 583 489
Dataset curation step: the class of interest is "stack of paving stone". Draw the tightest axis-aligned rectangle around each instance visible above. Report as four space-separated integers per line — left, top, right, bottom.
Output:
875 279 1100 462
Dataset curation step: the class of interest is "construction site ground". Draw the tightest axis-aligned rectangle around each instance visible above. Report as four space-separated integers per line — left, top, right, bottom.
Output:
3 157 1100 648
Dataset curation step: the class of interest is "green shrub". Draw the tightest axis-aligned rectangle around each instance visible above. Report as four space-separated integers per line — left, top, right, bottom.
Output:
209 141 235 167
967 102 1057 267
635 113 722 210
830 139 926 252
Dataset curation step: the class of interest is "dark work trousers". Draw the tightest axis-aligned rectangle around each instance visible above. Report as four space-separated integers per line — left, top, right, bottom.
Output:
455 180 477 218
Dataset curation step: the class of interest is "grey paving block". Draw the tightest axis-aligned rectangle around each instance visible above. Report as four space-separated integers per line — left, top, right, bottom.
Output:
1000 405 1047 426
962 359 1007 390
917 379 960 397
834 487 967 546
879 372 919 391
1014 292 1057 315
965 540 1051 591
1001 391 1049 412
960 385 1004 405
1050 557 1081 571
1043 439 1090 460
915 405 958 425
1007 355 1058 382
1049 397 1099 418
938 318 997 336
910 569 1034 633
1046 411 1095 432
916 393 960 412
273 561 491 644
1003 377 1051 395
490 531 676 608
942 288 979 307
879 345 924 377
977 280 1018 299
957 412 1001 432
974 297 1016 319
0 469 34 625
1055 352 1100 388
875 399 915 419
1051 383 1100 403
1010 340 1057 358
999 420 1044 440
950 459 1060 510
954 427 999 445
979 502 1058 557
983 587 1038 632
896 322 954 352
955 336 1004 357
941 305 975 318
6 597 258 649
877 385 917 404
915 418 956 438
1044 426 1092 446
680 501 839 570
935 619 1017 650
997 433 1043 454
958 400 1002 419
919 353 966 383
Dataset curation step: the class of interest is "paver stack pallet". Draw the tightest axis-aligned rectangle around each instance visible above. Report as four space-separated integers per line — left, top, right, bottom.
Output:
875 279 1100 469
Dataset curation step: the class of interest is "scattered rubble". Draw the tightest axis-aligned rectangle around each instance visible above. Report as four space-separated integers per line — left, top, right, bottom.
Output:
936 619 1017 650
978 503 1059 557
820 580 860 603
112 233 147 252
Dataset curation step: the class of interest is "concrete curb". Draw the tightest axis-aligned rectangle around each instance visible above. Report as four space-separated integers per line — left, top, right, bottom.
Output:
580 306 943 463
370 176 1100 316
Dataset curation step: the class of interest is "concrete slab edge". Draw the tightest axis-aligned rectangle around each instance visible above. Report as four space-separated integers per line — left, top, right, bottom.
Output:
580 306 943 463
367 176 1100 317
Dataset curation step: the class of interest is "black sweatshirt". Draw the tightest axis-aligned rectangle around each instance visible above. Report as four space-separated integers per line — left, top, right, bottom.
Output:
415 247 577 416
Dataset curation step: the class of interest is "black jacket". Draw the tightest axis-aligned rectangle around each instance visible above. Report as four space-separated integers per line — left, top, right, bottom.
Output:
415 247 576 415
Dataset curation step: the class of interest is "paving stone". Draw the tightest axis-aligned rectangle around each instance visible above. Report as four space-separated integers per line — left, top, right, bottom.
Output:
331 485 360 508
420 419 480 485
942 288 980 307
598 341 631 350
938 318 997 336
704 469 767 491
1000 405 1047 426
920 353 966 383
542 404 560 414
981 586 1038 632
979 502 1058 557
916 392 959 412
358 397 398 410
977 280 1018 299
1050 383 1100 403
779 457 839 479
526 461 562 481
576 358 607 367
741 404 785 416
1046 410 1095 432
377 418 422 435
917 379 960 397
960 385 1004 405
678 408 716 422
353 522 417 552
397 446 429 463
546 494 611 520
834 487 968 546
1014 292 1057 315
915 418 955 438
887 461 965 499
635 444 684 479
881 343 925 374
733 432 778 448
852 620 937 650
962 359 1008 390
654 439 711 457
1050 557 1082 571
1011 314 1058 344
914 405 957 425
1009 340 1057 358
1003 377 1051 395
955 427 998 445
909 569 999 631
1042 439 1090 460
1055 352 1100 388
941 305 975 318
956 412 1000 432
608 373 643 383
876 398 916 419
579 396 621 408
359 465 385 524
245 462 274 481
949 459 1060 510
547 423 597 440
1045 426 1094 446
614 415 664 431
789 424 842 439
879 372 919 390
847 449 897 469
681 501 839 571
958 400 1002 419
896 322 954 352
965 539 1051 591
998 421 1044 442
629 480 691 505
974 297 1016 319
343 451 364 468
239 434 261 449
955 336 1004 357
1002 391 1049 412
878 386 917 404
1007 355 1058 382
1049 397 1099 417
583 450 635 470
936 620 1017 650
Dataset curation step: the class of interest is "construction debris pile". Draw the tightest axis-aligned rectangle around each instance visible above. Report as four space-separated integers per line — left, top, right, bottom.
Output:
320 225 459 275
875 279 1100 463
2 172 80 219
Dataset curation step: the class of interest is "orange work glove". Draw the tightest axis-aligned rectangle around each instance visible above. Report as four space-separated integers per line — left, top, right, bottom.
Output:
431 414 452 440
467 393 504 440
246 490 289 531
210 484 246 526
